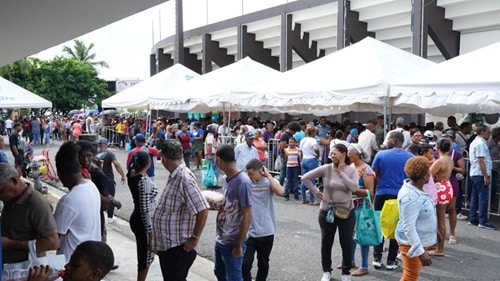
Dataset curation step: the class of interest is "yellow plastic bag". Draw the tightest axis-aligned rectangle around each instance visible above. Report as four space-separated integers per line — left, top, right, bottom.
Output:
379 199 399 239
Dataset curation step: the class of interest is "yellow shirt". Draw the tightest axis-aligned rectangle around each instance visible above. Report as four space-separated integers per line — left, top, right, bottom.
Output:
115 123 126 134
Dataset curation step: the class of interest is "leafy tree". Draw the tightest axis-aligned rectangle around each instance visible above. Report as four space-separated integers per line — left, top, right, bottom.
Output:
0 58 33 81
62 39 109 68
27 57 111 114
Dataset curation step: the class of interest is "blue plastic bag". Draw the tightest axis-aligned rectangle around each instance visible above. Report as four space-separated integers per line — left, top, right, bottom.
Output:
202 162 217 187
354 190 383 246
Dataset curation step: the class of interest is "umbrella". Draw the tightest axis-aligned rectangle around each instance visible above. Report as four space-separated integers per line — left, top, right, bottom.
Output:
101 109 118 115
67 109 83 117
86 109 100 115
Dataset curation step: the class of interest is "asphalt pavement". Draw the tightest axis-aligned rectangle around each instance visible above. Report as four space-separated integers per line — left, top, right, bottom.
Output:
4 139 500 281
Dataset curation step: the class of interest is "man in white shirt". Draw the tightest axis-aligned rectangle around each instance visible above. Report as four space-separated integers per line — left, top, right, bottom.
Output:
54 141 101 262
358 122 378 163
5 118 13 135
383 117 410 148
86 113 95 134
235 131 258 171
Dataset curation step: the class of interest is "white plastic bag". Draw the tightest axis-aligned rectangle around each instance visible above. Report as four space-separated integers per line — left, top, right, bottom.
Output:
3 240 65 281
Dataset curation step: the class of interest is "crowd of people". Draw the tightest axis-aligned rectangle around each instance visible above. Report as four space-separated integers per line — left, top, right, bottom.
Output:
1 111 499 281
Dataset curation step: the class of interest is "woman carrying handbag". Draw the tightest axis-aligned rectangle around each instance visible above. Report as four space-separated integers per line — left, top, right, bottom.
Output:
302 143 359 281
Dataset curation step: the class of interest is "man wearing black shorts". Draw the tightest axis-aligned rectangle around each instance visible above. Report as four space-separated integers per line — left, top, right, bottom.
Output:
9 123 24 176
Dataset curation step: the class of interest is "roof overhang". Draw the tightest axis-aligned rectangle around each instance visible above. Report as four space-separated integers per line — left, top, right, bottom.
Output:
0 0 168 66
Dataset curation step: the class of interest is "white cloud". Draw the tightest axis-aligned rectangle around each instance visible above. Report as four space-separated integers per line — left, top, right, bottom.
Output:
31 0 288 81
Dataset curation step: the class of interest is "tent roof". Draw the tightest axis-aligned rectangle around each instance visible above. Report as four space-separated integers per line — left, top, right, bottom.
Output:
231 37 435 114
391 40 500 116
0 77 52 108
149 57 281 112
102 64 199 108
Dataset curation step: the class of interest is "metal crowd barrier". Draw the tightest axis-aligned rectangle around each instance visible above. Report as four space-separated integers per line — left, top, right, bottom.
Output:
101 126 126 148
218 136 236 147
461 158 500 218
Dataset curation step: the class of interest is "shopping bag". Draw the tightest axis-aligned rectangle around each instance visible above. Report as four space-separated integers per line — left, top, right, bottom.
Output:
274 157 281 171
354 190 383 246
379 199 399 239
202 162 217 187
3 240 65 281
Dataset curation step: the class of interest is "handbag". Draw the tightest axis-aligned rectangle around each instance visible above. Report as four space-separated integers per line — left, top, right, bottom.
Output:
354 190 383 246
202 161 217 187
380 199 399 239
3 240 66 281
334 203 351 219
326 202 351 223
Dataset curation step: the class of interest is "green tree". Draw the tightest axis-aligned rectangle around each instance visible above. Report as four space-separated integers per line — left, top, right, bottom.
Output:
29 57 111 114
0 58 33 81
62 39 109 68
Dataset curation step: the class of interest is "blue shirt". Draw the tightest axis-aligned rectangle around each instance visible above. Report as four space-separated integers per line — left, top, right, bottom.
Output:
234 143 258 171
372 148 414 196
0 151 7 163
469 136 492 176
316 124 331 138
396 180 437 258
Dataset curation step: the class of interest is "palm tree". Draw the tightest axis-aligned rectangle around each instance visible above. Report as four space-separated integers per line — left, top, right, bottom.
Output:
63 39 109 68
0 58 33 81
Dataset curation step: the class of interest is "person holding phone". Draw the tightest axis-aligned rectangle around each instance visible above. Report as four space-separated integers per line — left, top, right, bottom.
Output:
302 143 359 281
242 159 284 281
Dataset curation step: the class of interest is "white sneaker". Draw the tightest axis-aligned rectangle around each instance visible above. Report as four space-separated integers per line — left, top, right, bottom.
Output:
321 272 331 281
457 213 468 220
107 217 117 224
341 275 352 281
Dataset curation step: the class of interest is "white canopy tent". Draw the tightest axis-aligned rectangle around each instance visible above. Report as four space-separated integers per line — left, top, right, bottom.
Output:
391 41 500 117
231 37 435 115
0 77 52 108
101 64 200 108
148 57 281 112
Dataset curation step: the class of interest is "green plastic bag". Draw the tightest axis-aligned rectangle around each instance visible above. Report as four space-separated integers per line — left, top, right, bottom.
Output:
202 161 217 187
354 190 383 246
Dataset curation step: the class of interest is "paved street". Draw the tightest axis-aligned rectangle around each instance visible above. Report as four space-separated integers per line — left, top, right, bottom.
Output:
5 139 500 281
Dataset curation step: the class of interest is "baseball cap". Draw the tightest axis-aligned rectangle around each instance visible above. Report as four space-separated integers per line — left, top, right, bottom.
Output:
98 137 108 144
424 130 434 138
244 131 255 139
133 133 145 142
396 117 405 125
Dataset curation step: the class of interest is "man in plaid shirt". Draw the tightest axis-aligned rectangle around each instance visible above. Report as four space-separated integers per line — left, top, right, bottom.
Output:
152 140 210 280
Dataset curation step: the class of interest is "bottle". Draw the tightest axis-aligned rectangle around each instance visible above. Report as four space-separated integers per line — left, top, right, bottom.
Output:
2 268 64 281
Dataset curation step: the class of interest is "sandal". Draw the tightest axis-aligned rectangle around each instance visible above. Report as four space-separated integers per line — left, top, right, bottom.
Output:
428 250 445 257
449 235 457 244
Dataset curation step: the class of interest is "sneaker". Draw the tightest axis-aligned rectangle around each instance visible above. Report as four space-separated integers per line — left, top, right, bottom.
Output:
321 271 331 281
372 257 383 269
478 222 497 230
385 260 399 270
457 213 468 220
341 275 351 281
108 217 117 224
468 221 479 226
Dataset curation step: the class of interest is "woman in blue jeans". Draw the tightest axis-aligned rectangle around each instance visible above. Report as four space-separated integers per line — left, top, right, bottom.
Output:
300 126 320 204
345 144 375 276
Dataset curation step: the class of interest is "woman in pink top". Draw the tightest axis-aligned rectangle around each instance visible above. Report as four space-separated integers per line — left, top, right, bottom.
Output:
302 143 359 281
253 129 268 163
71 119 83 141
